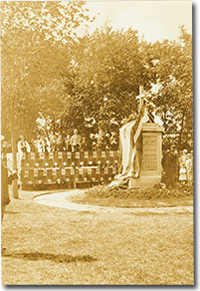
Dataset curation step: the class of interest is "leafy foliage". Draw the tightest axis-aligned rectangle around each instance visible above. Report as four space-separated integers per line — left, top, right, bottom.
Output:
1 1 93 141
149 26 193 150
1 0 192 152
62 26 155 137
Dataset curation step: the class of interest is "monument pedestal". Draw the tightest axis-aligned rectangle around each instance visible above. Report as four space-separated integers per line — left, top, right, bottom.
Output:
129 123 164 188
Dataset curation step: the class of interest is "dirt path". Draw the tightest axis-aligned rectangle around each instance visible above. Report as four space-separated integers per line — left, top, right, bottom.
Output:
33 190 193 214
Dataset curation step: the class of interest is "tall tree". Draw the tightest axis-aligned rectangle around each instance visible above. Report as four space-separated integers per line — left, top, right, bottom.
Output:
1 1 93 197
62 26 155 139
148 26 192 150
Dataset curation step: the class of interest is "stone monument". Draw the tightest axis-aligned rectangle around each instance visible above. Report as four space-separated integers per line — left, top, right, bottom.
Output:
109 86 164 189
130 87 164 187
129 123 163 188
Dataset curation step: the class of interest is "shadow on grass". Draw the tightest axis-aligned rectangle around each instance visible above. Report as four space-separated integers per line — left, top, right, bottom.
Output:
5 211 20 214
2 251 97 264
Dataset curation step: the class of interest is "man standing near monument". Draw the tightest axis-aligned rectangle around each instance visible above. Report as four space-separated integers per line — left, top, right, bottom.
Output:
161 146 178 187
168 145 178 187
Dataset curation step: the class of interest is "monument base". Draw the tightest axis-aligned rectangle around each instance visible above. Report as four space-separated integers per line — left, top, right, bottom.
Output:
129 175 161 188
128 123 164 189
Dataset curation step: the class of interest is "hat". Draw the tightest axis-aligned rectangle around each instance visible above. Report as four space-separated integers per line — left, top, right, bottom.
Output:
183 149 188 153
74 129 78 133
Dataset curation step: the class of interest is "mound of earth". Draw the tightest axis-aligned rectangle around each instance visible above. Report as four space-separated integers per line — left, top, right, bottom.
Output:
69 183 193 208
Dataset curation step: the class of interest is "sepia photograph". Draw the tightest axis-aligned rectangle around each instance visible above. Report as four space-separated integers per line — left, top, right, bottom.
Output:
1 0 194 285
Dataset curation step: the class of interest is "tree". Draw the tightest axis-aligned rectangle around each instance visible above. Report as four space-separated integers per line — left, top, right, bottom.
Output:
61 26 155 142
1 1 94 197
148 26 193 150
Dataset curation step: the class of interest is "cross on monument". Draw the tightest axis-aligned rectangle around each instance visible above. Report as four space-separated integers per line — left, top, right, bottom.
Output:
136 85 145 111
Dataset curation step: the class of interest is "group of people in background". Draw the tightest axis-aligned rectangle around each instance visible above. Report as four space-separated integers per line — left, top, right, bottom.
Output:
162 145 193 187
2 133 193 187
178 149 193 184
16 130 119 154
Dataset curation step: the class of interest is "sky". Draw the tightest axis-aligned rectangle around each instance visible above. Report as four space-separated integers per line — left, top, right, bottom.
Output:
80 0 192 43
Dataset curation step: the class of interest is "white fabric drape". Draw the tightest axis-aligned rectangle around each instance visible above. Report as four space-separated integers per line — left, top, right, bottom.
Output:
109 103 149 189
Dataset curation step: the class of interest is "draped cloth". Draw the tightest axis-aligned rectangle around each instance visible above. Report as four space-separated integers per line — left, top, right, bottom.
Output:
109 102 149 189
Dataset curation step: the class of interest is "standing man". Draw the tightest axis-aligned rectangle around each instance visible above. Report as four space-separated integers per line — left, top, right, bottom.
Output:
17 135 31 154
186 153 193 184
179 149 188 184
55 134 64 151
1 160 18 252
105 133 111 150
1 161 18 222
17 134 30 175
109 132 119 150
17 135 30 190
65 135 71 151
168 145 178 187
1 136 18 225
161 149 170 186
173 149 179 184
70 129 82 152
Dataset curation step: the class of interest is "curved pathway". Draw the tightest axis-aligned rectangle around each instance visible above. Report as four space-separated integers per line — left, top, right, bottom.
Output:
33 190 193 214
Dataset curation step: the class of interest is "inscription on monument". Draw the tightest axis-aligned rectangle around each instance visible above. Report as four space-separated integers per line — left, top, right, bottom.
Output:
141 135 157 171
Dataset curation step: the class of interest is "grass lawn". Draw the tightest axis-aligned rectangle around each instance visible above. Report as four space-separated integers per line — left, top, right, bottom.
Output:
1 188 194 285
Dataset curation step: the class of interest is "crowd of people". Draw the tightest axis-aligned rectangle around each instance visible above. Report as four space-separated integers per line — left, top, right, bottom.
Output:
2 133 193 190
17 130 119 154
161 145 193 187
17 133 193 186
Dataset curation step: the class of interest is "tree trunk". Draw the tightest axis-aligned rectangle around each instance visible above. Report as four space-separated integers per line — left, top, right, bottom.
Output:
11 101 18 199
